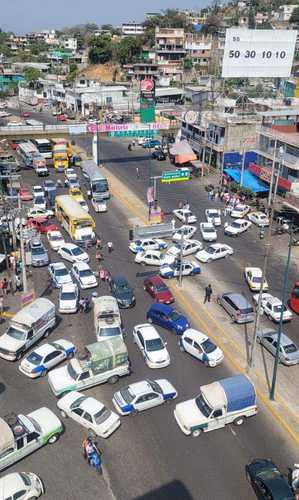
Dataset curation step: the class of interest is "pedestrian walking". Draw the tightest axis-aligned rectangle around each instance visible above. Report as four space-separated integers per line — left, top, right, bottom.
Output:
214 191 219 201
204 284 213 304
9 254 16 272
223 207 227 217
96 249 103 262
15 275 22 292
136 167 140 179
107 241 113 253
0 296 3 316
210 189 215 201
96 238 102 249
2 278 8 296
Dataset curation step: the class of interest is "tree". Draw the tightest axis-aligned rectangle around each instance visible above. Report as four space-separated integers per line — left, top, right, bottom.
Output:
24 67 41 83
183 56 193 71
66 63 78 82
116 37 142 65
88 35 113 64
290 6 299 24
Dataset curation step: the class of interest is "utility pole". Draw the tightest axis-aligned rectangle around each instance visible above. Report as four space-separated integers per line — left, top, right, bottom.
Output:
268 137 278 206
270 228 292 400
18 194 27 293
240 144 246 188
273 147 284 203
178 230 184 287
248 209 274 371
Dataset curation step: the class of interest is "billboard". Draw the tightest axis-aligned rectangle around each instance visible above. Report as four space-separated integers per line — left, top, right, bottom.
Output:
87 122 168 133
222 29 297 78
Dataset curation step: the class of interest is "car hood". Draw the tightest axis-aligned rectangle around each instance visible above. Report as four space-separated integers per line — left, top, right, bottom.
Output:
146 348 169 364
57 274 72 285
175 399 205 427
155 290 173 302
48 365 74 392
28 407 62 435
195 250 210 261
115 289 133 301
0 333 24 351
80 274 97 284
156 379 176 395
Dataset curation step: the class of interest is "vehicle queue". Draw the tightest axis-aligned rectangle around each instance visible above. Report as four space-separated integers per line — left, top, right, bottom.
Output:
0 136 299 499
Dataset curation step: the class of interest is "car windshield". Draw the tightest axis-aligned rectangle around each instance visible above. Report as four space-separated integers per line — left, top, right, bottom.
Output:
273 304 286 313
146 338 164 351
7 326 27 341
170 310 181 321
26 352 43 365
284 342 298 354
252 276 262 283
203 227 215 233
31 246 45 255
94 406 111 425
61 291 76 300
72 247 83 256
55 267 68 277
148 380 162 394
99 327 121 337
27 415 42 434
209 211 219 217
195 394 212 418
50 234 62 241
231 222 241 229
201 339 217 354
20 472 31 486
120 386 135 403
79 269 93 277
155 283 168 292
206 247 216 254
67 363 79 380
34 196 44 204
118 282 130 292
234 206 245 212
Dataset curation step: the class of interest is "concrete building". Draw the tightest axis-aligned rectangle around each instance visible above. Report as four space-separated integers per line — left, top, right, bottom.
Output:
7 35 28 51
181 110 258 169
124 62 159 81
63 38 77 52
66 85 138 115
155 27 186 64
185 33 212 74
121 23 145 37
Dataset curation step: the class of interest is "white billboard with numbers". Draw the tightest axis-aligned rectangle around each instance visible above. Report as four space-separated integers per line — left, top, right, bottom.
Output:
222 28 297 78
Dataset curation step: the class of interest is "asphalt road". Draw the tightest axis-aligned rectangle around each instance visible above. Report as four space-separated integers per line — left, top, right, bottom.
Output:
0 109 297 500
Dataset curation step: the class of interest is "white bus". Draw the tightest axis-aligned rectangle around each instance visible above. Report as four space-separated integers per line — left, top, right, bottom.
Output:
82 160 110 209
32 138 52 160
17 141 38 168
25 119 43 127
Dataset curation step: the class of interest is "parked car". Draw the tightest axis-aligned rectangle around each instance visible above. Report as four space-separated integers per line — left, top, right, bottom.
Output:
173 209 197 224
245 459 295 500
205 209 221 226
244 267 269 292
247 211 270 227
112 379 177 415
152 150 166 161
0 472 44 498
57 391 120 438
48 262 73 288
146 303 189 335
179 329 224 367
160 259 200 279
129 238 167 254
224 219 252 236
217 292 255 323
71 262 98 289
253 293 293 322
19 339 76 378
133 323 170 368
257 328 299 365
47 230 65 251
58 243 89 263
200 222 217 242
29 238 49 267
195 243 233 263
110 275 135 308
59 283 79 314
143 276 174 304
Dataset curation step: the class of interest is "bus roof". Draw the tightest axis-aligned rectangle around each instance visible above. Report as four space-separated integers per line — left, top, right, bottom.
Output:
56 195 95 221
33 138 51 145
82 160 107 182
51 138 68 145
18 141 38 154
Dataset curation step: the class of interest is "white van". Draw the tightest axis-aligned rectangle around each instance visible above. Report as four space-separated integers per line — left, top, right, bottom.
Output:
93 296 123 341
0 298 56 361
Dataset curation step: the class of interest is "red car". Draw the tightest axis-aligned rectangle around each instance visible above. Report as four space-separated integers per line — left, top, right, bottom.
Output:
21 111 30 118
10 139 23 150
27 217 59 234
290 281 299 314
144 276 174 304
57 114 67 122
20 185 33 202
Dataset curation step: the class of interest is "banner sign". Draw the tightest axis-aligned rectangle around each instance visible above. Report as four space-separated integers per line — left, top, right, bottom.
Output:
21 289 35 308
222 29 297 78
161 169 190 183
140 77 156 100
87 122 168 133
249 163 292 191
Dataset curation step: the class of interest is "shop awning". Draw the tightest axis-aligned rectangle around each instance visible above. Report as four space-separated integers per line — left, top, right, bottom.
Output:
169 140 197 164
224 168 269 193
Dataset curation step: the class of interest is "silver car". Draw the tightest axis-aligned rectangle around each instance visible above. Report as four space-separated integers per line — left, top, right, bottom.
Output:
217 292 255 323
29 238 49 267
257 329 299 365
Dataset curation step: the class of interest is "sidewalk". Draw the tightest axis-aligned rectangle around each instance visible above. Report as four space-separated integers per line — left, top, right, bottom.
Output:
0 275 35 319
100 163 299 451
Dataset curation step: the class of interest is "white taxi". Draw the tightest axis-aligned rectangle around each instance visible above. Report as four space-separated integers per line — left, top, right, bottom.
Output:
253 293 293 322
59 283 79 314
133 323 170 368
0 472 44 499
173 208 197 224
135 250 174 266
247 211 269 227
166 240 203 259
57 391 120 438
172 225 197 242
27 207 54 219
205 209 221 226
179 329 224 367
224 219 251 236
200 222 217 242
71 262 98 289
195 243 233 263
230 204 250 218
129 238 167 254
244 267 269 292
47 230 65 251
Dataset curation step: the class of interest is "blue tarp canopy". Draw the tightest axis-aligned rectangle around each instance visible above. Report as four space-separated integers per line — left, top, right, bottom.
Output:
224 168 269 193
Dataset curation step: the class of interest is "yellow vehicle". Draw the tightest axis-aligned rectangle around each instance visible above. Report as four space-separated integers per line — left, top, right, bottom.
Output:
51 138 72 171
69 186 84 202
55 195 95 245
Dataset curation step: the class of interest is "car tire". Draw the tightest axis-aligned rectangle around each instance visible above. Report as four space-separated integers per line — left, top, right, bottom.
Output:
48 433 59 444
207 258 212 263
131 409 138 417
60 410 67 418
16 351 23 361
41 368 47 377
233 416 245 426
44 329 51 338
67 351 74 359
179 343 185 352
192 429 202 437
108 375 119 384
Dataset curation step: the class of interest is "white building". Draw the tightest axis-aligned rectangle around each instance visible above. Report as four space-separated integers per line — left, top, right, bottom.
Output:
63 38 78 52
121 23 145 37
278 4 297 21
66 85 138 115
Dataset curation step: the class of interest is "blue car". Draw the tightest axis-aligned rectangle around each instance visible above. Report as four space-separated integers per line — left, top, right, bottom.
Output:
146 303 189 335
160 260 201 279
143 139 161 149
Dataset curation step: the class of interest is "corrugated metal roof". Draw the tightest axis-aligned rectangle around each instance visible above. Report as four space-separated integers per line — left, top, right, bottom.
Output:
259 109 299 117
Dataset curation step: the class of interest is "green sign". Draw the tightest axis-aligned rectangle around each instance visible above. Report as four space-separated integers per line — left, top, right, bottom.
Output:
161 169 190 183
108 130 157 138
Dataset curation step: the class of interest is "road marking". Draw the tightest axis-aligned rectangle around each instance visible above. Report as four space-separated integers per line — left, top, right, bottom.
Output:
93 161 299 445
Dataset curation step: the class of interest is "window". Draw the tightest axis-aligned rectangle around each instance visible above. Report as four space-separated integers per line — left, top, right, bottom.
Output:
184 337 193 346
13 492 27 500
44 351 60 363
83 412 93 423
73 408 84 417
213 409 223 418
79 372 90 381
193 341 203 353
26 431 39 443
136 395 147 404
146 393 159 401
16 438 24 450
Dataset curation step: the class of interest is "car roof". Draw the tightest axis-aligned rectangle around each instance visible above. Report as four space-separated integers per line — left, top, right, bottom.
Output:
183 328 207 343
129 380 152 395
146 275 165 285
0 473 26 495
61 282 77 292
79 397 104 413
62 243 79 250
254 466 294 497
246 267 262 275
223 292 251 307
144 250 160 256
136 324 160 340
30 343 55 357
150 303 173 314
201 222 214 228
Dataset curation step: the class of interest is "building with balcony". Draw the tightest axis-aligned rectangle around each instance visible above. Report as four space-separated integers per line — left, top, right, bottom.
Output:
184 33 212 74
155 27 186 63
121 23 145 37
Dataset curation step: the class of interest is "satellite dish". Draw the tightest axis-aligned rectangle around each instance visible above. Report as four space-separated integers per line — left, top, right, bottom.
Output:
184 110 198 125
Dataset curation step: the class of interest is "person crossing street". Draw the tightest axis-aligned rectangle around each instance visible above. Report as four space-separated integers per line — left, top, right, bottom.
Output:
204 284 213 304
